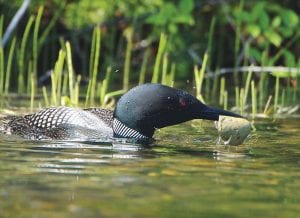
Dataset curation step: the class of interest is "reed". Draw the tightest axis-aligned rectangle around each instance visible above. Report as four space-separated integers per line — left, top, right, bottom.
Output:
30 73 35 111
18 15 34 93
88 28 96 79
102 89 126 107
99 67 112 106
32 6 44 88
86 27 101 106
251 80 257 119
74 75 81 107
85 80 91 107
293 59 299 103
194 52 208 102
152 33 167 83
42 86 49 107
26 60 32 94
223 90 228 110
65 41 75 104
239 88 245 115
274 75 280 114
235 86 240 108
243 68 253 107
4 37 16 95
123 27 133 91
258 50 268 111
51 50 66 106
139 48 150 85
263 95 273 115
161 54 176 87
205 16 216 100
219 77 225 105
62 71 68 97
90 27 101 105
161 53 168 85
168 63 176 87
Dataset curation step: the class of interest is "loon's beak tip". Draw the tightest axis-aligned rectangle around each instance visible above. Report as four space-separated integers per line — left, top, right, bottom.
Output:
196 103 243 121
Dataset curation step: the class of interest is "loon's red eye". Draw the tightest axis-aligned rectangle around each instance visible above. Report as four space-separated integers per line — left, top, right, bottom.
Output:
179 98 188 108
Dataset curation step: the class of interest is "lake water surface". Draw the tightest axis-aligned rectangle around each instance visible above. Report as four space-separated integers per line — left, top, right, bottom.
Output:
0 117 299 217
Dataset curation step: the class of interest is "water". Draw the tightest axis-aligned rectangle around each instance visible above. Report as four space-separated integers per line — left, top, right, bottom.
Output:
0 117 299 218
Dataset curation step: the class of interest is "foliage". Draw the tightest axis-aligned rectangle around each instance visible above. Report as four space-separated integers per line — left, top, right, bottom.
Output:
146 0 194 35
0 0 299 117
231 1 299 66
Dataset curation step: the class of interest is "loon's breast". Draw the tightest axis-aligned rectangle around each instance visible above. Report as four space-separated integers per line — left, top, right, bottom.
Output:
0 107 114 140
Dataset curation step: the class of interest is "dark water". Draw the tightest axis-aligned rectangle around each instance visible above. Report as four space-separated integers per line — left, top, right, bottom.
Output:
0 118 299 218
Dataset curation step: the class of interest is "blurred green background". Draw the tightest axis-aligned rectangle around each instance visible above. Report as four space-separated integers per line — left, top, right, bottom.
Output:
1 1 298 79
0 0 299 100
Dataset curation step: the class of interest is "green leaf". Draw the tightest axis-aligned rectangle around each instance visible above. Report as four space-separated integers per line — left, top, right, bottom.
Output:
168 23 178 34
283 50 295 67
236 11 252 23
272 16 281 28
146 14 166 25
249 47 261 61
278 27 293 38
179 0 194 14
173 14 195 25
259 11 270 29
281 9 299 28
264 29 282 47
246 24 261 38
146 3 177 25
251 2 265 21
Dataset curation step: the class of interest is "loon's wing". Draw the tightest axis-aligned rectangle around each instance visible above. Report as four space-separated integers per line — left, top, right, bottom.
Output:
84 108 113 127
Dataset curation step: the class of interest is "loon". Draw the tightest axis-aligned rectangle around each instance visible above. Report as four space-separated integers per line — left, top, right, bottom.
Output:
0 83 241 141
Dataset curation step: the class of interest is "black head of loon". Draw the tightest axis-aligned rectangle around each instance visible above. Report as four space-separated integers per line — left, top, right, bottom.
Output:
113 83 241 139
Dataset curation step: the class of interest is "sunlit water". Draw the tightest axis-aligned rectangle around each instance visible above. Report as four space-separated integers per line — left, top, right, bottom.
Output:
0 117 299 218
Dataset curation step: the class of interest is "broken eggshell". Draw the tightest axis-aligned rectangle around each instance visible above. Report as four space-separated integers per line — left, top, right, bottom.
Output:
217 115 251 146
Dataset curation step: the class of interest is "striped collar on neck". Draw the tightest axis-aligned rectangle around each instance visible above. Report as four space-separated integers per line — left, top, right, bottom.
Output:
113 118 148 139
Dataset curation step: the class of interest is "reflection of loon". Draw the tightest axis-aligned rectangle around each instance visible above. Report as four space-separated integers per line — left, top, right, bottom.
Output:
0 83 241 141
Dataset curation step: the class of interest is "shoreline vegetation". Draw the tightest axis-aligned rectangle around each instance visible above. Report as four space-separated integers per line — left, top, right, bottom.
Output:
0 1 299 119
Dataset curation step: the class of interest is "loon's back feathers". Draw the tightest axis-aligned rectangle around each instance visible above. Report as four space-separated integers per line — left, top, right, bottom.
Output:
84 108 113 127
0 107 114 140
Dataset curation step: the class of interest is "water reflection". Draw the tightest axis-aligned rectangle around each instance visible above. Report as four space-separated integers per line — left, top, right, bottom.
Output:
0 133 254 177
0 118 300 217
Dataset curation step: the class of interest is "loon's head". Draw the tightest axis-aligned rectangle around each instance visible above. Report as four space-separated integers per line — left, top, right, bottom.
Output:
113 83 241 139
